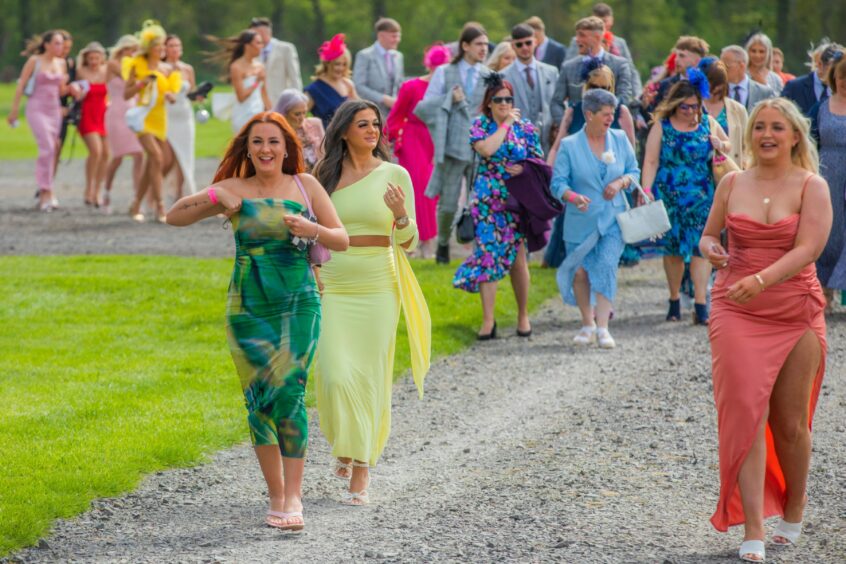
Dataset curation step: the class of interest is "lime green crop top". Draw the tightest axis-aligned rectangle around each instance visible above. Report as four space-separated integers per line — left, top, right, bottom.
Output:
330 162 417 238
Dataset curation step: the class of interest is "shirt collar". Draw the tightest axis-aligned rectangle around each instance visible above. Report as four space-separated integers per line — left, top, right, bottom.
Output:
516 58 536 72
584 48 605 61
374 42 388 56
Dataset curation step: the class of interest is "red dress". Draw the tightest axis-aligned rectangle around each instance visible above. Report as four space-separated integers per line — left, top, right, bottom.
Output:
79 82 107 137
708 188 826 531
386 77 438 242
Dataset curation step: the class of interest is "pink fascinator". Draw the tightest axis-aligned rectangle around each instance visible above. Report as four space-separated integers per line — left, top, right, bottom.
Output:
318 34 347 62
423 44 451 70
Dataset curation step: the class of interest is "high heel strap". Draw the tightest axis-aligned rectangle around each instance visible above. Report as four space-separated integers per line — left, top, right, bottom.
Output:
739 540 765 562
772 519 802 545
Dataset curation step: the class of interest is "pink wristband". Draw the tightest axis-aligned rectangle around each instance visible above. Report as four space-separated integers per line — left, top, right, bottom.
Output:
208 186 218 205
567 191 578 203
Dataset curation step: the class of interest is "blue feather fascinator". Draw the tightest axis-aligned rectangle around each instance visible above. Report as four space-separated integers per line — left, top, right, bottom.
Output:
686 67 711 99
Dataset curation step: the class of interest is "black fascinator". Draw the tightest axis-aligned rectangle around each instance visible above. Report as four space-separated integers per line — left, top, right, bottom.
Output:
482 72 505 91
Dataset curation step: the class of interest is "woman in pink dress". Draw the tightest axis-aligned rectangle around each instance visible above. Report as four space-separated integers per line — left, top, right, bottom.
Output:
385 44 449 257
7 30 68 211
103 35 144 214
700 98 831 563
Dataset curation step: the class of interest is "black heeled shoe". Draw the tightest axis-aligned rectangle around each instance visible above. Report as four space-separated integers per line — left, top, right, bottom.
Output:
516 327 532 337
693 303 710 326
477 321 497 341
666 299 681 322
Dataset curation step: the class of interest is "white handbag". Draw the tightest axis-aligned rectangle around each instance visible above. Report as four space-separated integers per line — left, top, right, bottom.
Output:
125 81 157 134
616 186 671 244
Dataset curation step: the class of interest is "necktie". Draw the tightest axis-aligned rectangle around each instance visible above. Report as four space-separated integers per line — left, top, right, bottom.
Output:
820 87 829 103
733 85 742 103
384 51 395 81
525 66 535 89
465 66 476 95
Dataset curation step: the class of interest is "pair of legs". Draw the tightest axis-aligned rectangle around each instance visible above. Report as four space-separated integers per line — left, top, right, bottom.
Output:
131 134 168 220
573 267 613 329
161 142 186 200
737 331 820 553
254 446 304 527
103 152 144 210
663 255 711 307
433 157 470 261
82 133 110 206
478 243 531 334
335 457 369 504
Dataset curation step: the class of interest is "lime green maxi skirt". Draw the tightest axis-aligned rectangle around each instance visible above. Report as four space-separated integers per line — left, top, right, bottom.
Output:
315 246 400 466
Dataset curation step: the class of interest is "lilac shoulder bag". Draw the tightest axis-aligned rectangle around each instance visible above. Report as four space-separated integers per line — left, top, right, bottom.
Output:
293 174 331 265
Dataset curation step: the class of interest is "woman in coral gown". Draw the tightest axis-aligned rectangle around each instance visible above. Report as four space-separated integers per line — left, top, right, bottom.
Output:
385 44 450 257
700 98 832 563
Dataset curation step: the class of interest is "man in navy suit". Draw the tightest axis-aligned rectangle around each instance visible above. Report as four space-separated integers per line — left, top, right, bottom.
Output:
524 16 566 71
783 42 841 117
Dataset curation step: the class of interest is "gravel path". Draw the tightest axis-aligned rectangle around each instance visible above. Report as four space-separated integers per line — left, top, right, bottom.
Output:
3 160 845 563
6 264 845 563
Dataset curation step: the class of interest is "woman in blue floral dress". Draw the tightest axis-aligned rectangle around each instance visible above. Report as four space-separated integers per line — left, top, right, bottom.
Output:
641 76 729 325
453 75 542 339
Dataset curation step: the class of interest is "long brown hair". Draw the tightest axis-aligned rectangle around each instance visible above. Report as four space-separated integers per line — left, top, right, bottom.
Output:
213 112 305 182
20 30 63 57
205 29 259 81
312 100 390 194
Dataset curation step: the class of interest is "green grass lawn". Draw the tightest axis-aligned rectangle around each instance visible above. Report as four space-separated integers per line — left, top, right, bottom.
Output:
0 83 234 160
0 255 559 556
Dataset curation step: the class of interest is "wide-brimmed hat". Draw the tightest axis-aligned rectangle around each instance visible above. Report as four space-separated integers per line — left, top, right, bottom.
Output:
109 35 140 59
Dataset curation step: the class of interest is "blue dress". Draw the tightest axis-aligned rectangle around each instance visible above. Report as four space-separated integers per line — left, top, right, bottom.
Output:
653 117 715 260
453 116 543 293
816 100 846 288
304 79 348 128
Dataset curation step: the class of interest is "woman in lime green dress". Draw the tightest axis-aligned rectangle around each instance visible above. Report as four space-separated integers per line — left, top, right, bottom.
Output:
313 100 431 506
166 112 348 531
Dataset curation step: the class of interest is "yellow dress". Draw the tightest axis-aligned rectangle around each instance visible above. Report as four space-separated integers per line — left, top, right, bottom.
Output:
315 162 431 466
124 55 182 140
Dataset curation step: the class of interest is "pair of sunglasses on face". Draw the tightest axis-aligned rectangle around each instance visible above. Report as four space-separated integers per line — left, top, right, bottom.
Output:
492 96 514 104
678 102 701 112
513 40 533 48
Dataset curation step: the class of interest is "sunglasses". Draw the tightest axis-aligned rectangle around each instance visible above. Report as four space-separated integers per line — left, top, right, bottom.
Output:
513 40 533 48
588 84 612 91
492 96 514 104
678 103 700 112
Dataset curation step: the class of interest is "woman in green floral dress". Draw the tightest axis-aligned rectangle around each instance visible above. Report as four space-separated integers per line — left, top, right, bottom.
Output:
166 112 348 532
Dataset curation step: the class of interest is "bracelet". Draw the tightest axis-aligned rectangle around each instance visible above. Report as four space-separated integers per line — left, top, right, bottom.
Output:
312 222 320 242
753 273 766 291
208 186 218 205
566 191 578 203
395 215 410 228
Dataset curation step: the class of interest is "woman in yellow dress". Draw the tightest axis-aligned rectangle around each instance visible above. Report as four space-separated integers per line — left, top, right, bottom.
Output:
124 20 182 222
313 100 431 505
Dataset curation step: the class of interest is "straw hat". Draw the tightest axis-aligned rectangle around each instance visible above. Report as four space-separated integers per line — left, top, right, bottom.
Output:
76 41 106 68
109 34 140 60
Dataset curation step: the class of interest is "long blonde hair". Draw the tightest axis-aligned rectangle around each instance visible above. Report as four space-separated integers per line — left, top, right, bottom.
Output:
744 98 818 173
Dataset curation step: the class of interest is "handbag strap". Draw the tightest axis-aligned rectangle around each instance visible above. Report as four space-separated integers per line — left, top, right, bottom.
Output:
621 184 653 211
292 174 315 217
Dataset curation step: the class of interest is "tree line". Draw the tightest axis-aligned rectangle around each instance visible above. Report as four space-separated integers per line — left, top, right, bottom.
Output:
0 0 842 83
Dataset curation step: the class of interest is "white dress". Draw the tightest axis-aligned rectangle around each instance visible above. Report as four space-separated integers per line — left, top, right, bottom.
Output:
231 75 264 133
166 81 196 194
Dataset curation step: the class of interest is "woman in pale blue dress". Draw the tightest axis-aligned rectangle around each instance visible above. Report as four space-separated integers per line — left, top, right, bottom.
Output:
551 89 641 349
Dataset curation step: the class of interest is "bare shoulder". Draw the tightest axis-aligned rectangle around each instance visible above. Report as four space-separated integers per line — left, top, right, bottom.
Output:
212 177 249 196
803 172 829 198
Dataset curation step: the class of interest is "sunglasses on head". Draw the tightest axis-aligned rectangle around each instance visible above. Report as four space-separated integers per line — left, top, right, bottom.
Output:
588 84 611 91
492 96 514 104
513 40 533 48
678 102 700 112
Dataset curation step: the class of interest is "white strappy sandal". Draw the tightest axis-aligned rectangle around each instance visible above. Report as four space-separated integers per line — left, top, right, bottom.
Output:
340 461 370 506
573 325 596 345
739 539 765 562
772 519 802 546
333 459 352 480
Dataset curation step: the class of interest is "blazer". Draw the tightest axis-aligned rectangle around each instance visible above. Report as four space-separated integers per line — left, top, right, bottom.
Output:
551 127 641 244
551 53 633 124
501 60 559 150
746 80 776 111
722 98 748 168
782 73 819 117
565 36 642 98
265 38 303 106
539 37 567 72
353 43 404 120
414 63 491 164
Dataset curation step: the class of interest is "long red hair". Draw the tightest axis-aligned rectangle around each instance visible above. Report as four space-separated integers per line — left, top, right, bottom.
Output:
213 112 305 182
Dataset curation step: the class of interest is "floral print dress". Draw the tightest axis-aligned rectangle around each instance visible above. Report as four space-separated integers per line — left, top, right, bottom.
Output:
653 117 715 260
453 116 542 293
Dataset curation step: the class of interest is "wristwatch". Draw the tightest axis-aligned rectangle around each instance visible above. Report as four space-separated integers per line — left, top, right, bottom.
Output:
395 215 410 228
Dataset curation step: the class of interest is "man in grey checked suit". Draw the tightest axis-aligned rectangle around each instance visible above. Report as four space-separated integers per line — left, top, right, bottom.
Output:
414 24 491 264
551 16 633 130
501 23 559 152
721 45 776 111
353 18 404 120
